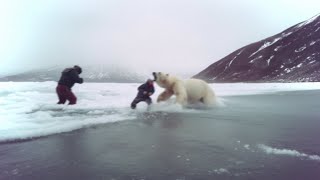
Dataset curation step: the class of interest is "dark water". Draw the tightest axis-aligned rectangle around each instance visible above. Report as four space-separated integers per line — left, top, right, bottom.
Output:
1 90 320 180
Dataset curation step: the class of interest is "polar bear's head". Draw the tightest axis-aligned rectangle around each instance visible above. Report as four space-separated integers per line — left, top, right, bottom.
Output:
152 72 172 88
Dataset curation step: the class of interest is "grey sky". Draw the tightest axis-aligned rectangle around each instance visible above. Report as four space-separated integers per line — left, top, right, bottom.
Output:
0 0 319 76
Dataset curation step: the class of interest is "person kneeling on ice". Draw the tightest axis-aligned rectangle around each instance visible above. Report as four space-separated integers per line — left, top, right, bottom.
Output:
131 79 155 109
56 65 83 105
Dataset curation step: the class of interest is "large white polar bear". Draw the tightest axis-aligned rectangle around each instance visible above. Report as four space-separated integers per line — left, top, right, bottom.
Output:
152 72 216 106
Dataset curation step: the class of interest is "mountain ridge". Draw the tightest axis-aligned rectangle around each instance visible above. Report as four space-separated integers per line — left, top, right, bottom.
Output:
194 14 320 82
0 65 149 83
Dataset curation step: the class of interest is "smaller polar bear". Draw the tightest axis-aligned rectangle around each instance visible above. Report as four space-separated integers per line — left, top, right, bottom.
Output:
152 72 215 106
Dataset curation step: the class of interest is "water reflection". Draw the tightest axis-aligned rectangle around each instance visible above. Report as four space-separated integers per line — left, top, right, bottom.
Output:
138 112 183 129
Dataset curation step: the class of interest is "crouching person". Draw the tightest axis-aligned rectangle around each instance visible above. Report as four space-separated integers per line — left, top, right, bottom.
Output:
56 65 83 105
131 79 155 109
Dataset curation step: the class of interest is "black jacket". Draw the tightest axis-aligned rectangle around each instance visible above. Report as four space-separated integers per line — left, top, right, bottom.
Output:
58 68 83 89
137 82 155 98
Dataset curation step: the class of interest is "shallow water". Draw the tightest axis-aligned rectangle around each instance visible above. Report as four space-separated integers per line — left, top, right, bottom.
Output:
0 88 319 180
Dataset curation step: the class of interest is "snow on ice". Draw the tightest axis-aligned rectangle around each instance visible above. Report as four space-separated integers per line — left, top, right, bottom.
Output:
213 168 229 174
258 144 320 161
1 82 320 142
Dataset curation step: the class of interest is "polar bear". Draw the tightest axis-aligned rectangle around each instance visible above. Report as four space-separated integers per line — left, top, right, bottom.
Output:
152 72 215 106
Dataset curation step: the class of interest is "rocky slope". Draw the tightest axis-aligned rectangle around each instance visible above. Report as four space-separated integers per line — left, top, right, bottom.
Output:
194 14 320 82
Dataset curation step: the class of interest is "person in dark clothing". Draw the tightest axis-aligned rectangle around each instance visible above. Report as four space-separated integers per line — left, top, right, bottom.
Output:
131 79 155 109
56 65 83 105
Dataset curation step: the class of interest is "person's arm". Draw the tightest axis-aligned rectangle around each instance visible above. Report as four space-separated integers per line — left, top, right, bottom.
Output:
138 84 146 91
148 86 155 96
70 70 83 84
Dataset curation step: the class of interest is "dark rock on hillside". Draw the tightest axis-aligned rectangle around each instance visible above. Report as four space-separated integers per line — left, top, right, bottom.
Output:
194 14 320 82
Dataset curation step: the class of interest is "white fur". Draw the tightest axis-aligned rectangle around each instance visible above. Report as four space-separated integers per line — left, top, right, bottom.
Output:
153 72 215 106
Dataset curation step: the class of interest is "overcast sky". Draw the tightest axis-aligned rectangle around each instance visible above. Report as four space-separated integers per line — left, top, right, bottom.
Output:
0 0 319 76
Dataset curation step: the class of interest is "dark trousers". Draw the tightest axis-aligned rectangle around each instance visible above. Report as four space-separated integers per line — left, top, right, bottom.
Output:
56 85 77 105
131 96 152 109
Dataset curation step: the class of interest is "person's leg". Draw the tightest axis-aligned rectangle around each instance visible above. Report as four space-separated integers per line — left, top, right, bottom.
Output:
68 93 77 105
131 97 142 109
144 97 152 105
144 97 153 111
65 88 77 105
56 85 67 104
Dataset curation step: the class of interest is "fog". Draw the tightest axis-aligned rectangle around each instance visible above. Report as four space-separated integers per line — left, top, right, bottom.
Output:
0 0 319 76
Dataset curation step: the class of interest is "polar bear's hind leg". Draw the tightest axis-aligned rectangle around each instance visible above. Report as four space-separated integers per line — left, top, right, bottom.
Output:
203 90 215 105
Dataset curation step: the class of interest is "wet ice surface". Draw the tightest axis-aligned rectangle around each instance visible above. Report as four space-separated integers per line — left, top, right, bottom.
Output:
1 82 320 142
1 82 320 179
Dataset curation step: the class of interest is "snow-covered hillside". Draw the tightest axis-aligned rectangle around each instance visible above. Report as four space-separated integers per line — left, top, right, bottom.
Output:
194 14 320 82
0 65 149 83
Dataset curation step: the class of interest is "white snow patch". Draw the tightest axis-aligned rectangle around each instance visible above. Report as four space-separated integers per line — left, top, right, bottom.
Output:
284 68 291 73
266 56 274 66
251 32 292 56
250 38 281 58
284 63 303 73
212 82 320 96
274 46 281 52
244 144 250 150
309 60 316 64
258 144 320 161
315 27 320 32
228 49 244 67
249 55 263 63
228 56 237 67
281 31 293 37
297 14 320 28
210 76 217 80
310 39 320 46
214 168 229 174
297 63 303 68
295 45 307 53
